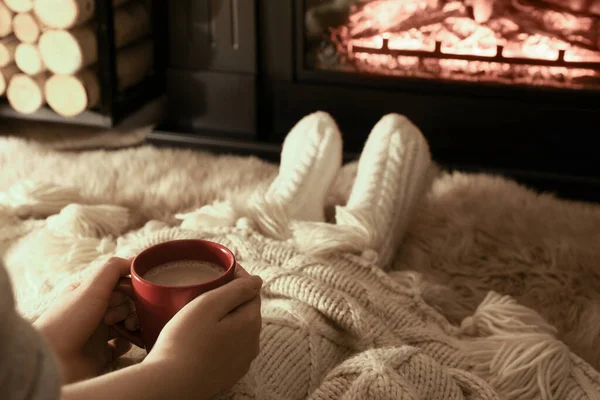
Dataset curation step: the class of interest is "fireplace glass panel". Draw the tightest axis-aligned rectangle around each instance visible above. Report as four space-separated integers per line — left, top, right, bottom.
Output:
304 0 600 89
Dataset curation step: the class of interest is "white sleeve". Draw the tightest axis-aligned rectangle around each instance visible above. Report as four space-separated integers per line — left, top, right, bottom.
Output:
0 260 61 400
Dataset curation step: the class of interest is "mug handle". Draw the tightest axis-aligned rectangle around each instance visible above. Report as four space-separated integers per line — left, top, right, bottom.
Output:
112 277 145 349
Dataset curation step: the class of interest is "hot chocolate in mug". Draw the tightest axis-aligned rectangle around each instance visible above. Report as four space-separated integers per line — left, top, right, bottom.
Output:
113 239 237 351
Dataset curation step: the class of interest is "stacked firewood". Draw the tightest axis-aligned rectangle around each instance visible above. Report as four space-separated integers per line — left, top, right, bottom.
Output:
0 0 153 116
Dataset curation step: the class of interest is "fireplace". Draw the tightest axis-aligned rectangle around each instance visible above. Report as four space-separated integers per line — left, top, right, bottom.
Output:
150 0 600 201
305 0 600 90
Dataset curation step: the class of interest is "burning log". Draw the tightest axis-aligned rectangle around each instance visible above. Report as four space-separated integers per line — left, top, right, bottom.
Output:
348 0 439 39
486 0 600 51
345 0 600 52
537 0 600 17
467 0 495 22
354 6 466 39
313 0 600 88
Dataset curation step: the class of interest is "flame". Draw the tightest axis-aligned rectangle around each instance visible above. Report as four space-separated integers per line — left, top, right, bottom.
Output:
320 0 600 89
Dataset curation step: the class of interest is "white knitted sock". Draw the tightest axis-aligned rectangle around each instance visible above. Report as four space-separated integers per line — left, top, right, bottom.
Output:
292 114 431 263
340 114 431 267
265 111 343 222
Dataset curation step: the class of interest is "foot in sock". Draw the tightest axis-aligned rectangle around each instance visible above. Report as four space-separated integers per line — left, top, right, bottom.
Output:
295 114 431 268
264 111 343 223
341 114 431 267
177 112 342 237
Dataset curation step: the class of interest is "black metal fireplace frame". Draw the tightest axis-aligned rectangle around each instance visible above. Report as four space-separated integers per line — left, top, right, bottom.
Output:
151 0 600 202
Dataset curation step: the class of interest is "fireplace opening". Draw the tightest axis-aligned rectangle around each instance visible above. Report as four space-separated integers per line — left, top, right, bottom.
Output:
150 0 600 202
304 0 600 90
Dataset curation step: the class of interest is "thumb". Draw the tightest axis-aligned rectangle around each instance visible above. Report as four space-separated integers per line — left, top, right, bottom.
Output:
186 276 262 321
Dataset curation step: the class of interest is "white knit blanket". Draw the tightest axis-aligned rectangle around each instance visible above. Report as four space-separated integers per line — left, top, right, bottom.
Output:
1 134 600 399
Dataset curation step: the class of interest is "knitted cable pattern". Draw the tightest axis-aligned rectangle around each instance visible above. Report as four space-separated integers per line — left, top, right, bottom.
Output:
1 113 599 400
263 112 343 223
293 114 432 269
169 112 343 241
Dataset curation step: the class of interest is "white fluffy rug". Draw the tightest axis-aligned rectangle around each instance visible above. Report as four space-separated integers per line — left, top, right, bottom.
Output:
1 132 599 375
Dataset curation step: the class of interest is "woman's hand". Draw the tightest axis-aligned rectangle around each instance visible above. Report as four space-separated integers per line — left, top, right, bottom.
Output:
34 257 136 384
60 264 262 400
144 265 263 399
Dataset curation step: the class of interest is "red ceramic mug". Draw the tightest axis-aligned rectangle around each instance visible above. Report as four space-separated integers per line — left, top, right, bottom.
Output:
113 239 237 351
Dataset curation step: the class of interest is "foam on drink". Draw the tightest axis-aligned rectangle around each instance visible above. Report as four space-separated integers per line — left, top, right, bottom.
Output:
143 260 223 286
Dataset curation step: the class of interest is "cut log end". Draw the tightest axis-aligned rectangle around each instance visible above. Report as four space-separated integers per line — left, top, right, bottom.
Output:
38 29 85 74
45 70 98 117
34 0 133 29
0 2 14 38
44 39 153 117
15 43 45 75
4 0 33 13
13 12 44 43
7 72 46 114
0 63 21 95
33 0 92 29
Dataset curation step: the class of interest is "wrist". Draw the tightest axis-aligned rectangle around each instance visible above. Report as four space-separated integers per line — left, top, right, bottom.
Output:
62 359 212 400
142 357 214 400
33 321 70 383
33 318 62 357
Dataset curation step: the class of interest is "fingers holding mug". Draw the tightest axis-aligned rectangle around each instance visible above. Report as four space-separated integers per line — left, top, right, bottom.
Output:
235 264 263 285
104 301 133 326
124 311 139 331
235 263 250 278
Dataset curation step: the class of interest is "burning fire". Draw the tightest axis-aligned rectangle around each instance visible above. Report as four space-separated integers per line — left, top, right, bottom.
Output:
319 0 600 88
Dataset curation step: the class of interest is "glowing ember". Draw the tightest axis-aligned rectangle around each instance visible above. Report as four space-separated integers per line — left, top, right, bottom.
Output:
308 0 600 89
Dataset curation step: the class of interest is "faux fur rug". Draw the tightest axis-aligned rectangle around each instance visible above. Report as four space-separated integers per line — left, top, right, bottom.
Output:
1 134 599 373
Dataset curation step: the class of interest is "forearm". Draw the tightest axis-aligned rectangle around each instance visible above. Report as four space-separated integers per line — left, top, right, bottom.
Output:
60 361 211 400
